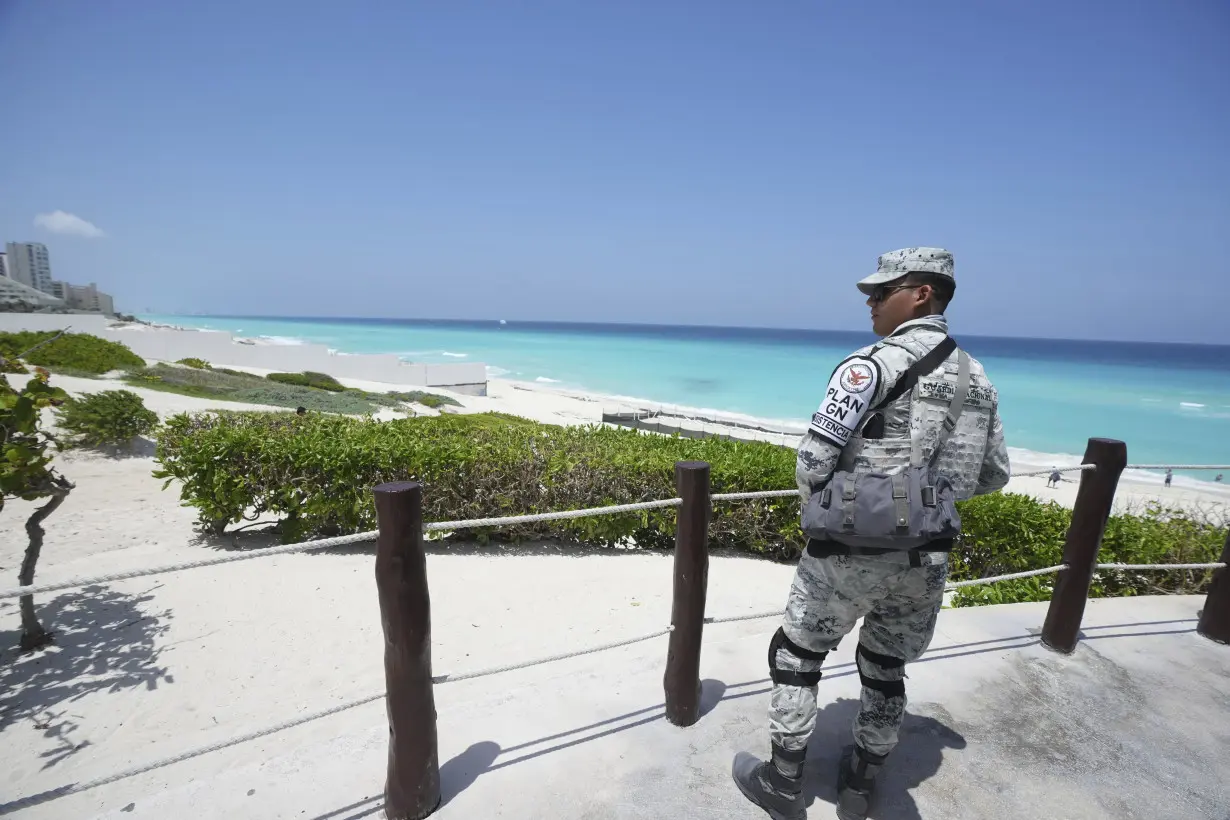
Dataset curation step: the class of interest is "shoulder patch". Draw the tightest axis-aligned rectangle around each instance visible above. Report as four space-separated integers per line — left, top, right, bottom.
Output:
809 356 880 447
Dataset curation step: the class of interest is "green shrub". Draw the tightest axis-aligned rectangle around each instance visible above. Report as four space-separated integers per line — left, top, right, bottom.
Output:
0 331 145 375
152 410 1227 608
229 386 378 415
55 389 160 448
123 364 377 414
176 357 212 370
266 371 345 392
387 390 461 408
154 411 796 546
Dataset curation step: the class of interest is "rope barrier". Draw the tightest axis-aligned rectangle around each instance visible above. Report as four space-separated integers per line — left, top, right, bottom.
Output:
5 546 1223 810
0 626 676 811
706 609 783 625
1011 464 1097 478
1126 464 1230 470
0 530 378 600
944 564 1069 589
1096 562 1226 571
701 560 1225 624
0 691 387 813
0 627 670 809
433 626 674 684
424 498 682 531
711 489 798 502
3 457 1221 600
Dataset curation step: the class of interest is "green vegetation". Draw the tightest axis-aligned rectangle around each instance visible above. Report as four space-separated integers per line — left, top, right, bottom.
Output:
386 390 461 408
266 371 345 392
54 389 160 449
1 369 74 650
176 357 212 370
153 411 1226 608
124 364 377 413
122 363 452 415
0 331 145 375
1 358 30 375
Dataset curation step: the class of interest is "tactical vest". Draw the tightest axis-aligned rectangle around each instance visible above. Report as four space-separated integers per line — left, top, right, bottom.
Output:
836 330 998 501
802 331 996 555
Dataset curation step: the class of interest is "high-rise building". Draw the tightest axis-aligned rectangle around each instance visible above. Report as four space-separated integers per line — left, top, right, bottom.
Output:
0 252 8 279
51 280 117 315
5 242 55 294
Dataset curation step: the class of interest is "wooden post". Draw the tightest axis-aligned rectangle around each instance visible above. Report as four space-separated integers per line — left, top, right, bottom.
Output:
1197 530 1230 645
664 461 711 727
375 482 441 820
1041 438 1127 654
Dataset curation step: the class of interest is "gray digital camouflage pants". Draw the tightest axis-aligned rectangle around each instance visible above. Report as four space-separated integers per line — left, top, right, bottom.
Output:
770 547 949 758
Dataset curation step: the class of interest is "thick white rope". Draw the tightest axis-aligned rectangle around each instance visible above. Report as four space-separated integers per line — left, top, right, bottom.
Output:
1096 562 1226 571
711 489 798 502
0 691 386 813
0 625 675 811
1126 464 1230 470
944 564 1069 589
706 609 784 624
6 455 1222 599
433 626 674 683
0 531 378 600
424 497 681 531
1011 464 1097 478
6 544 1222 810
0 500 684 599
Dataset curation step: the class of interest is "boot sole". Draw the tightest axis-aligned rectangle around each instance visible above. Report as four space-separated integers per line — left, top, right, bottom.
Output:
732 774 806 820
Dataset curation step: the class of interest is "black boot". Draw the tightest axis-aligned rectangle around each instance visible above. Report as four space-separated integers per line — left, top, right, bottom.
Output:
835 744 887 820
731 748 806 820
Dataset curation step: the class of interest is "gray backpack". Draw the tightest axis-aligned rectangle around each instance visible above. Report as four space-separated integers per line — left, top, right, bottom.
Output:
801 338 970 551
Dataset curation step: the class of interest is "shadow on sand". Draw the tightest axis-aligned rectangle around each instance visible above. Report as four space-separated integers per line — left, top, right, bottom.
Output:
3 617 1197 817
0 584 173 772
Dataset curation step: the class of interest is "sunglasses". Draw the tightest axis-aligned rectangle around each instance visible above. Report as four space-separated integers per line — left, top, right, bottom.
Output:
868 283 923 303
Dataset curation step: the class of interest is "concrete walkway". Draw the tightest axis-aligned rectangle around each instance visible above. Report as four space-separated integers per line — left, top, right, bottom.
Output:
8 595 1230 820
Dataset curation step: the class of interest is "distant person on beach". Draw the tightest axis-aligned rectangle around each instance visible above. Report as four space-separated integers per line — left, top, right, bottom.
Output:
732 247 1011 820
1165 468 1173 488
1047 468 1061 488
1217 474 1224 483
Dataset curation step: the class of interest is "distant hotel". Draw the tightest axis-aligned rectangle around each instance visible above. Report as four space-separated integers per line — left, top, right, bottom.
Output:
1 241 118 316
5 242 54 293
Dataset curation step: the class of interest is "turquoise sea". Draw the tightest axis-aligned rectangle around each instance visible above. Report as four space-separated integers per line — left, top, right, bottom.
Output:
144 315 1230 484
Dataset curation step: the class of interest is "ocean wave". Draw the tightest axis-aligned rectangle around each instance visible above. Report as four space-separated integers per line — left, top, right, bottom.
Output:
535 376 562 383
399 350 468 359
1179 402 1205 409
256 335 307 346
486 366 511 377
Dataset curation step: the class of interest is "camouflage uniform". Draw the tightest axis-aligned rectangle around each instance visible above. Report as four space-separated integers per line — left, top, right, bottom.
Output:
733 247 1010 820
773 307 1009 756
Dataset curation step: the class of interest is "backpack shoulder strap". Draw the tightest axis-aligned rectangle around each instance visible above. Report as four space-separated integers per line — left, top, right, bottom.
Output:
912 348 971 469
870 336 956 413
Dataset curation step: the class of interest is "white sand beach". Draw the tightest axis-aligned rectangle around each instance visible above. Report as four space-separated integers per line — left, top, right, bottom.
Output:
1 331 1227 818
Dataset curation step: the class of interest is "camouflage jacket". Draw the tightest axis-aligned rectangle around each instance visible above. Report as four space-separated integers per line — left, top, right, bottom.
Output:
795 315 1011 507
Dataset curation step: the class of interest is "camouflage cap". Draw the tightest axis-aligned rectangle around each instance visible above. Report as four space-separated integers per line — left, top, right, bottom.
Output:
856 247 955 295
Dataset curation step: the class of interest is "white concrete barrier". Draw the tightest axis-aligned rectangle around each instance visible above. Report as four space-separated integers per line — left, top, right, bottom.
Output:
0 314 488 395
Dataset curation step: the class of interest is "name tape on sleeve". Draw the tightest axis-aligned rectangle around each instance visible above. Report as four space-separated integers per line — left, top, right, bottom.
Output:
809 357 878 447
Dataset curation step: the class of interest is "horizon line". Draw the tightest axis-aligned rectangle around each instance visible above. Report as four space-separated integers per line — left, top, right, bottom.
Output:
141 312 1230 350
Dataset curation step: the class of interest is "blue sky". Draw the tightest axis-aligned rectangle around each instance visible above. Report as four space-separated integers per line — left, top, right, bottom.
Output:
1 1 1226 343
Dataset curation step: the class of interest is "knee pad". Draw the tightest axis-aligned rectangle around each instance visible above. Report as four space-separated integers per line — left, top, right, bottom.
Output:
768 627 828 687
856 642 906 699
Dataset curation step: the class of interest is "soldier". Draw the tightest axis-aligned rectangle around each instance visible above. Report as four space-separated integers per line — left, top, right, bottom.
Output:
732 247 1011 820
